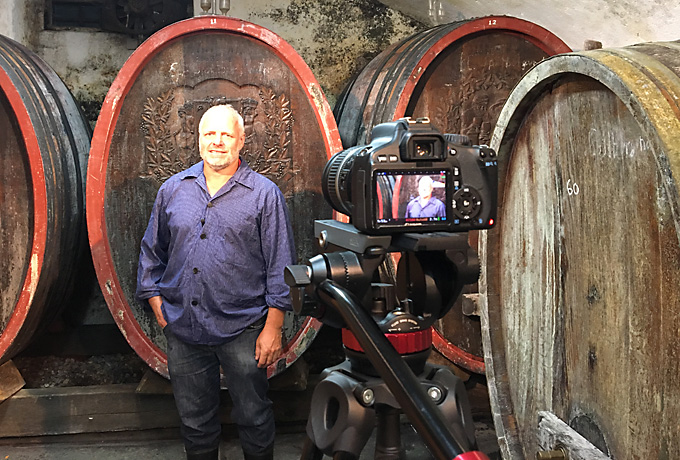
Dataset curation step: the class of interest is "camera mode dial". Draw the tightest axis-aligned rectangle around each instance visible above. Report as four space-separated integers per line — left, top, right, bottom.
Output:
443 133 472 146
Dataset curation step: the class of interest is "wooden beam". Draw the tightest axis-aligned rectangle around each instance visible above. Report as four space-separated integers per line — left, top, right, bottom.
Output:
0 382 313 438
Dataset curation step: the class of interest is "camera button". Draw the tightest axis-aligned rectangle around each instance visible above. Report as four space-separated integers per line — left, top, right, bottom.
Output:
377 155 388 162
389 155 398 162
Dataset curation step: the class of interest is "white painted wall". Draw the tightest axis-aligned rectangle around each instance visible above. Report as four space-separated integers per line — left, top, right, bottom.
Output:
193 0 424 105
0 0 29 45
380 0 680 50
1 0 134 127
36 28 134 126
3 0 678 120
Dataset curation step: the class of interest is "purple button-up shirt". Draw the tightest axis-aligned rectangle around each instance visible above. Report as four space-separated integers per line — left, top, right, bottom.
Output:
136 160 295 345
405 196 446 219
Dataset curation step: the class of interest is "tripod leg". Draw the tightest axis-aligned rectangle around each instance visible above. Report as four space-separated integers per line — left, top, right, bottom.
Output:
375 404 403 460
300 434 324 460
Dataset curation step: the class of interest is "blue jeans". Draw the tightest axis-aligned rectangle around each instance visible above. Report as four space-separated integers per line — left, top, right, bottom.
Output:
164 323 274 455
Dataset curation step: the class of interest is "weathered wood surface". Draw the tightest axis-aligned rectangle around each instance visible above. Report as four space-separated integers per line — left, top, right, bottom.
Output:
334 16 571 373
480 41 680 459
0 34 90 363
0 360 24 402
87 17 343 381
0 382 313 437
537 411 611 460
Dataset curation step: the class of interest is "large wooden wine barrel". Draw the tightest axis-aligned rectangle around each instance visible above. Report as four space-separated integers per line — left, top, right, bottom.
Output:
334 16 570 373
0 35 89 362
87 16 342 380
481 41 680 459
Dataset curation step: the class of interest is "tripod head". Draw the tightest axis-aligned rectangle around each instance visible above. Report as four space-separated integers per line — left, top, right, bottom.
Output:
285 220 489 460
285 220 479 374
284 219 479 330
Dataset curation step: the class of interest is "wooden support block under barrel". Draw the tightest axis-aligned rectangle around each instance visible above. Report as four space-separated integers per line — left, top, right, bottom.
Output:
0 360 25 403
537 411 611 460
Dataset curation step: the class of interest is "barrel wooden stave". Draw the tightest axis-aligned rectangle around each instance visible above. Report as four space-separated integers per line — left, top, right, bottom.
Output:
88 17 342 380
0 35 89 361
482 42 680 459
407 32 552 145
0 88 32 333
334 16 571 373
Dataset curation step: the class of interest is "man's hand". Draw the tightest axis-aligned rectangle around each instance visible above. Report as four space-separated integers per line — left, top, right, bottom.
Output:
255 308 285 368
148 296 168 329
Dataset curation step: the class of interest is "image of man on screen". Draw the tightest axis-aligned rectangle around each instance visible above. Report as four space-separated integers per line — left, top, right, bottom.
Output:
405 176 446 219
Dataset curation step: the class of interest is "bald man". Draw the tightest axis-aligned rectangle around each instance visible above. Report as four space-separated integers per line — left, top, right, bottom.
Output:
405 175 446 219
137 104 295 460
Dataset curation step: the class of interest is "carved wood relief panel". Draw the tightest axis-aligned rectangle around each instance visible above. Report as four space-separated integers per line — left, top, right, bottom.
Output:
140 83 298 198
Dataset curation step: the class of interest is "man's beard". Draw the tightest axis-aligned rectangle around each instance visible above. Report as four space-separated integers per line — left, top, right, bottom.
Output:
201 150 237 171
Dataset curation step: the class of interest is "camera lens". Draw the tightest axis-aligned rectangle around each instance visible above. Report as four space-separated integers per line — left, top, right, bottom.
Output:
322 146 364 216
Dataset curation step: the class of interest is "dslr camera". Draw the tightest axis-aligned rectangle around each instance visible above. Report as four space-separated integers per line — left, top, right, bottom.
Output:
323 117 498 235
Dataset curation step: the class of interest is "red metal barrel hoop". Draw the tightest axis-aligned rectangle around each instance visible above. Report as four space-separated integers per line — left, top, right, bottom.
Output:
392 16 573 119
0 35 89 362
0 66 47 359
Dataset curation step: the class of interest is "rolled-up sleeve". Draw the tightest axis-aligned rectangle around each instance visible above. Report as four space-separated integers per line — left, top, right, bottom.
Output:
260 187 296 312
136 185 171 301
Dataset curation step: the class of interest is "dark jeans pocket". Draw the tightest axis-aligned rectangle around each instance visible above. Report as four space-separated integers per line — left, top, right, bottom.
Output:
246 315 267 330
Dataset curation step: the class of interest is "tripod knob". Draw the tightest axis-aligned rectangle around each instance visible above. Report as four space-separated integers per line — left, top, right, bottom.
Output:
399 298 413 314
284 264 312 287
284 265 317 316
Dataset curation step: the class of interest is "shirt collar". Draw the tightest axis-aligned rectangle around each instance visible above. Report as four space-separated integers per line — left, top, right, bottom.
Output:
178 158 257 191
419 196 435 206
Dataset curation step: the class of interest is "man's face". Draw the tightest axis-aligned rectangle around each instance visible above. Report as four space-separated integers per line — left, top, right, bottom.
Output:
418 179 433 200
199 110 245 172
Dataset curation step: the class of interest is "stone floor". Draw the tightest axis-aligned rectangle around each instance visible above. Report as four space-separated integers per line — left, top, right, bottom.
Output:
0 419 501 459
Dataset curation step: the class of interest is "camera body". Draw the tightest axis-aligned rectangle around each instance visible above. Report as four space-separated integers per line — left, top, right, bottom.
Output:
322 117 498 235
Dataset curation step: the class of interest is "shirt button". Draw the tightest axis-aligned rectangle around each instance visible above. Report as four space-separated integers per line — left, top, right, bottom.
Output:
207 202 214 208
200 218 205 225
191 300 198 306
200 233 207 239
193 268 199 274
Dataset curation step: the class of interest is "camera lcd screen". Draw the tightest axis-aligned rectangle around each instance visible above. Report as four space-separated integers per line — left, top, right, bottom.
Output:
374 170 449 229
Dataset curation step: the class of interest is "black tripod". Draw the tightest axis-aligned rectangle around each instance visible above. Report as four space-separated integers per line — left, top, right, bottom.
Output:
285 221 491 460
300 325 476 459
